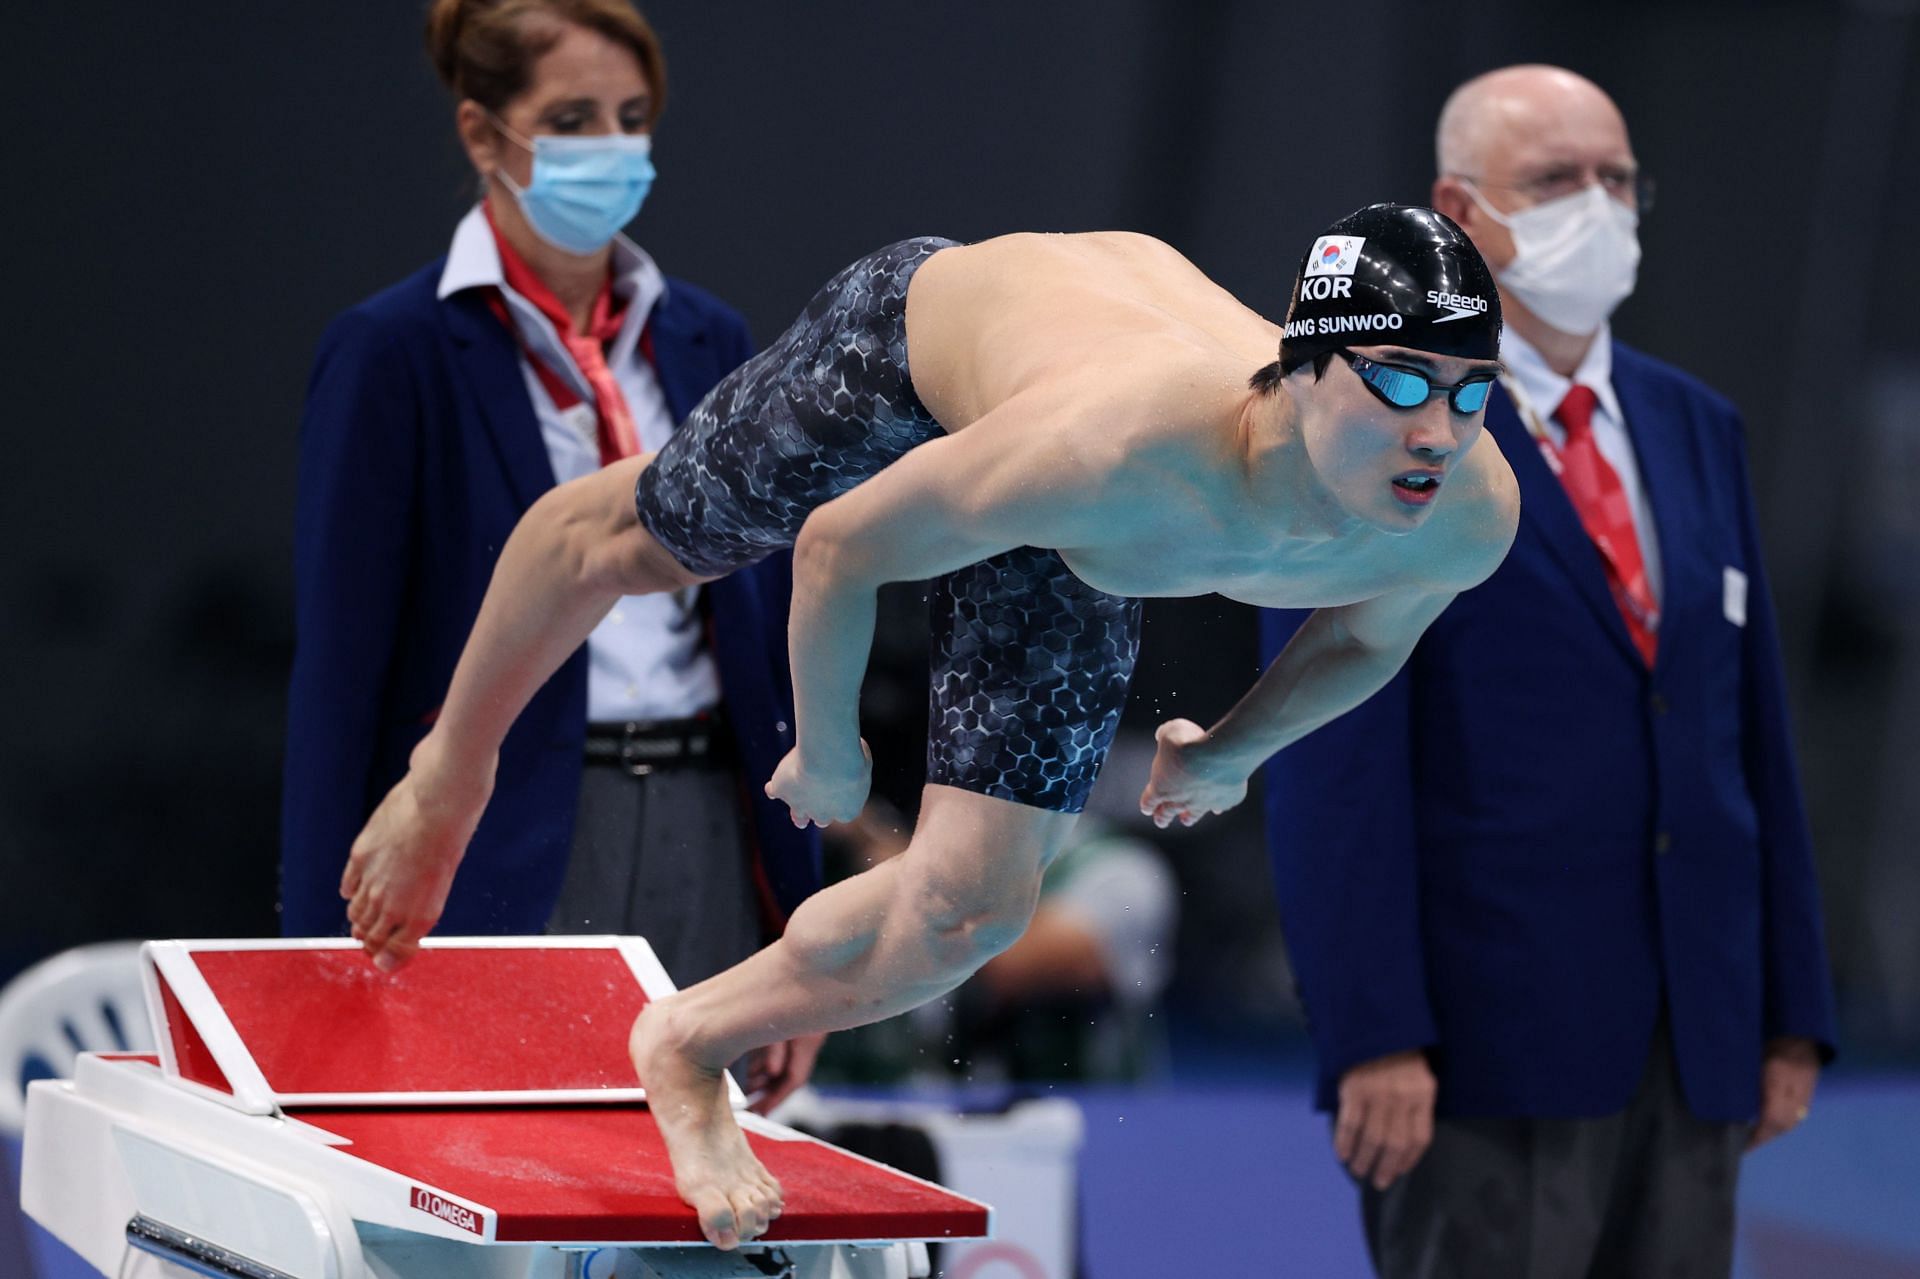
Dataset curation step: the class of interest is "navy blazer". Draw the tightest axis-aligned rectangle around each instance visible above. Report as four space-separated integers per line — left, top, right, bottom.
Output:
1261 341 1836 1123
281 258 820 938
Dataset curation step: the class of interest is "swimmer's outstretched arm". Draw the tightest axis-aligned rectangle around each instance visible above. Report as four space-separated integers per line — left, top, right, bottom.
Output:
341 454 689 967
768 405 1095 826
1140 503 1519 827
1139 588 1457 827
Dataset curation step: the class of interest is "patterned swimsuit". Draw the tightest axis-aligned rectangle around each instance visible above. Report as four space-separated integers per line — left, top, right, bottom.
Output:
636 238 1141 812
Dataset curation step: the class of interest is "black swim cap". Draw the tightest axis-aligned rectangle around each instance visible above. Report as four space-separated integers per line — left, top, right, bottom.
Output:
1279 203 1500 373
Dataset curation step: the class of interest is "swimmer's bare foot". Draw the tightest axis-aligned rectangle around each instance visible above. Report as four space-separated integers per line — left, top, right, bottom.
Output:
630 1000 784 1250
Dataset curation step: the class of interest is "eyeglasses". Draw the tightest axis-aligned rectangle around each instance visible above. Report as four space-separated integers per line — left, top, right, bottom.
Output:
1459 166 1656 214
1336 350 1497 414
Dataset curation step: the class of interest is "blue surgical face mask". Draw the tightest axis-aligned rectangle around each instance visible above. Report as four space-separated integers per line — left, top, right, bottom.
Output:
491 115 655 256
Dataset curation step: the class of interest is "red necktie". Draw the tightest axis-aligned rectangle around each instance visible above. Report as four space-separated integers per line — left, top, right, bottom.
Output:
483 203 642 467
1552 385 1659 666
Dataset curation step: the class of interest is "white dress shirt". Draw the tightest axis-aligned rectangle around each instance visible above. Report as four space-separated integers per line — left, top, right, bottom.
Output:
1499 324 1664 608
437 206 720 721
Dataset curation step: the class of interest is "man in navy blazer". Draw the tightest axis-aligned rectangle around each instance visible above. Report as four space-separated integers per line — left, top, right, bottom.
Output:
1262 66 1836 1277
281 253 820 942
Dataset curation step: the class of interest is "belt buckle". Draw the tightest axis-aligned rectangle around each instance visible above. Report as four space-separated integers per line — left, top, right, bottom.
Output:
620 722 656 777
609 717 718 776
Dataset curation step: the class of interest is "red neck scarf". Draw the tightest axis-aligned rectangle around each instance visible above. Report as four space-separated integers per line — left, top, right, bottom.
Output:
482 201 642 466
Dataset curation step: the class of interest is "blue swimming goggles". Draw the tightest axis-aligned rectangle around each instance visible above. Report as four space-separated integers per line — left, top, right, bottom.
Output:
1336 349 1498 414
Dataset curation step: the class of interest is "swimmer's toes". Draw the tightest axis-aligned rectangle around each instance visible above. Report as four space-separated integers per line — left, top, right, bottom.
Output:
694 1193 740 1251
729 1188 770 1240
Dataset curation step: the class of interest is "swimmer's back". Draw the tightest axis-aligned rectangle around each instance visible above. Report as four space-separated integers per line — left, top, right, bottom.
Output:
906 232 1280 430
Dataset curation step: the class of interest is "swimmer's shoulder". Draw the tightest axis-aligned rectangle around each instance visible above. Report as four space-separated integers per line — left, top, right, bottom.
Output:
1070 229 1191 262
964 228 1177 252
1021 350 1257 512
951 229 1195 278
1422 433 1521 590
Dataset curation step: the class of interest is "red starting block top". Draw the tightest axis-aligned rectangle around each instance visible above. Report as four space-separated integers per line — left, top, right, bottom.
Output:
44 940 993 1252
141 937 733 1111
291 1103 989 1244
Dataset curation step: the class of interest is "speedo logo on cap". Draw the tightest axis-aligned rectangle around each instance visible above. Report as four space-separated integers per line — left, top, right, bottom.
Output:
1427 290 1489 324
1304 236 1365 278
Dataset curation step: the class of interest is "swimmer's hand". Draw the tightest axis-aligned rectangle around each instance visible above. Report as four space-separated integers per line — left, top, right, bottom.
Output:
1139 718 1248 829
765 741 871 828
341 736 495 972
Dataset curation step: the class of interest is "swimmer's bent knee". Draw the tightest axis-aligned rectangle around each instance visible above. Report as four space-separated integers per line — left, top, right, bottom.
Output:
906 871 1040 973
781 865 1038 986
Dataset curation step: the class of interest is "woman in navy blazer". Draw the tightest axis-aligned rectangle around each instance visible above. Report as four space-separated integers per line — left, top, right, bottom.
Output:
281 0 821 1102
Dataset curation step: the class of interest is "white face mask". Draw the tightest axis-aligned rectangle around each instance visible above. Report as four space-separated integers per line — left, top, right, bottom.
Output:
1464 181 1640 337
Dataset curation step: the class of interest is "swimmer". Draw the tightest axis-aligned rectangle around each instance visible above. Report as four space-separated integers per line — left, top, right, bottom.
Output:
341 203 1519 1248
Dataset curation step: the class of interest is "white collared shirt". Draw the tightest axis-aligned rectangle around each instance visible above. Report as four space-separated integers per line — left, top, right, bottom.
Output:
438 206 720 721
1499 324 1664 608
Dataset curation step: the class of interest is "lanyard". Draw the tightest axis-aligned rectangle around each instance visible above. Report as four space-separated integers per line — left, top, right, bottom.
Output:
1499 373 1566 479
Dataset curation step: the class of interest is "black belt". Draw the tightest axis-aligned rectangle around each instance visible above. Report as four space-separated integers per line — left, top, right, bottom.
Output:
584 715 733 775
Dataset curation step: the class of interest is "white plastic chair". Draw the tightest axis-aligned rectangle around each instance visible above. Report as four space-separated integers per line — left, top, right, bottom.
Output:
0 942 152 1140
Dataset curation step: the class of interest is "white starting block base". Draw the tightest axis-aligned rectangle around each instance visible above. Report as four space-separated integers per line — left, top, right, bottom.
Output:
775 1092 1083 1279
21 940 990 1279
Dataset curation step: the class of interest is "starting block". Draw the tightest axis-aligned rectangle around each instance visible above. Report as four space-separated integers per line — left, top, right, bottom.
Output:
21 937 991 1278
